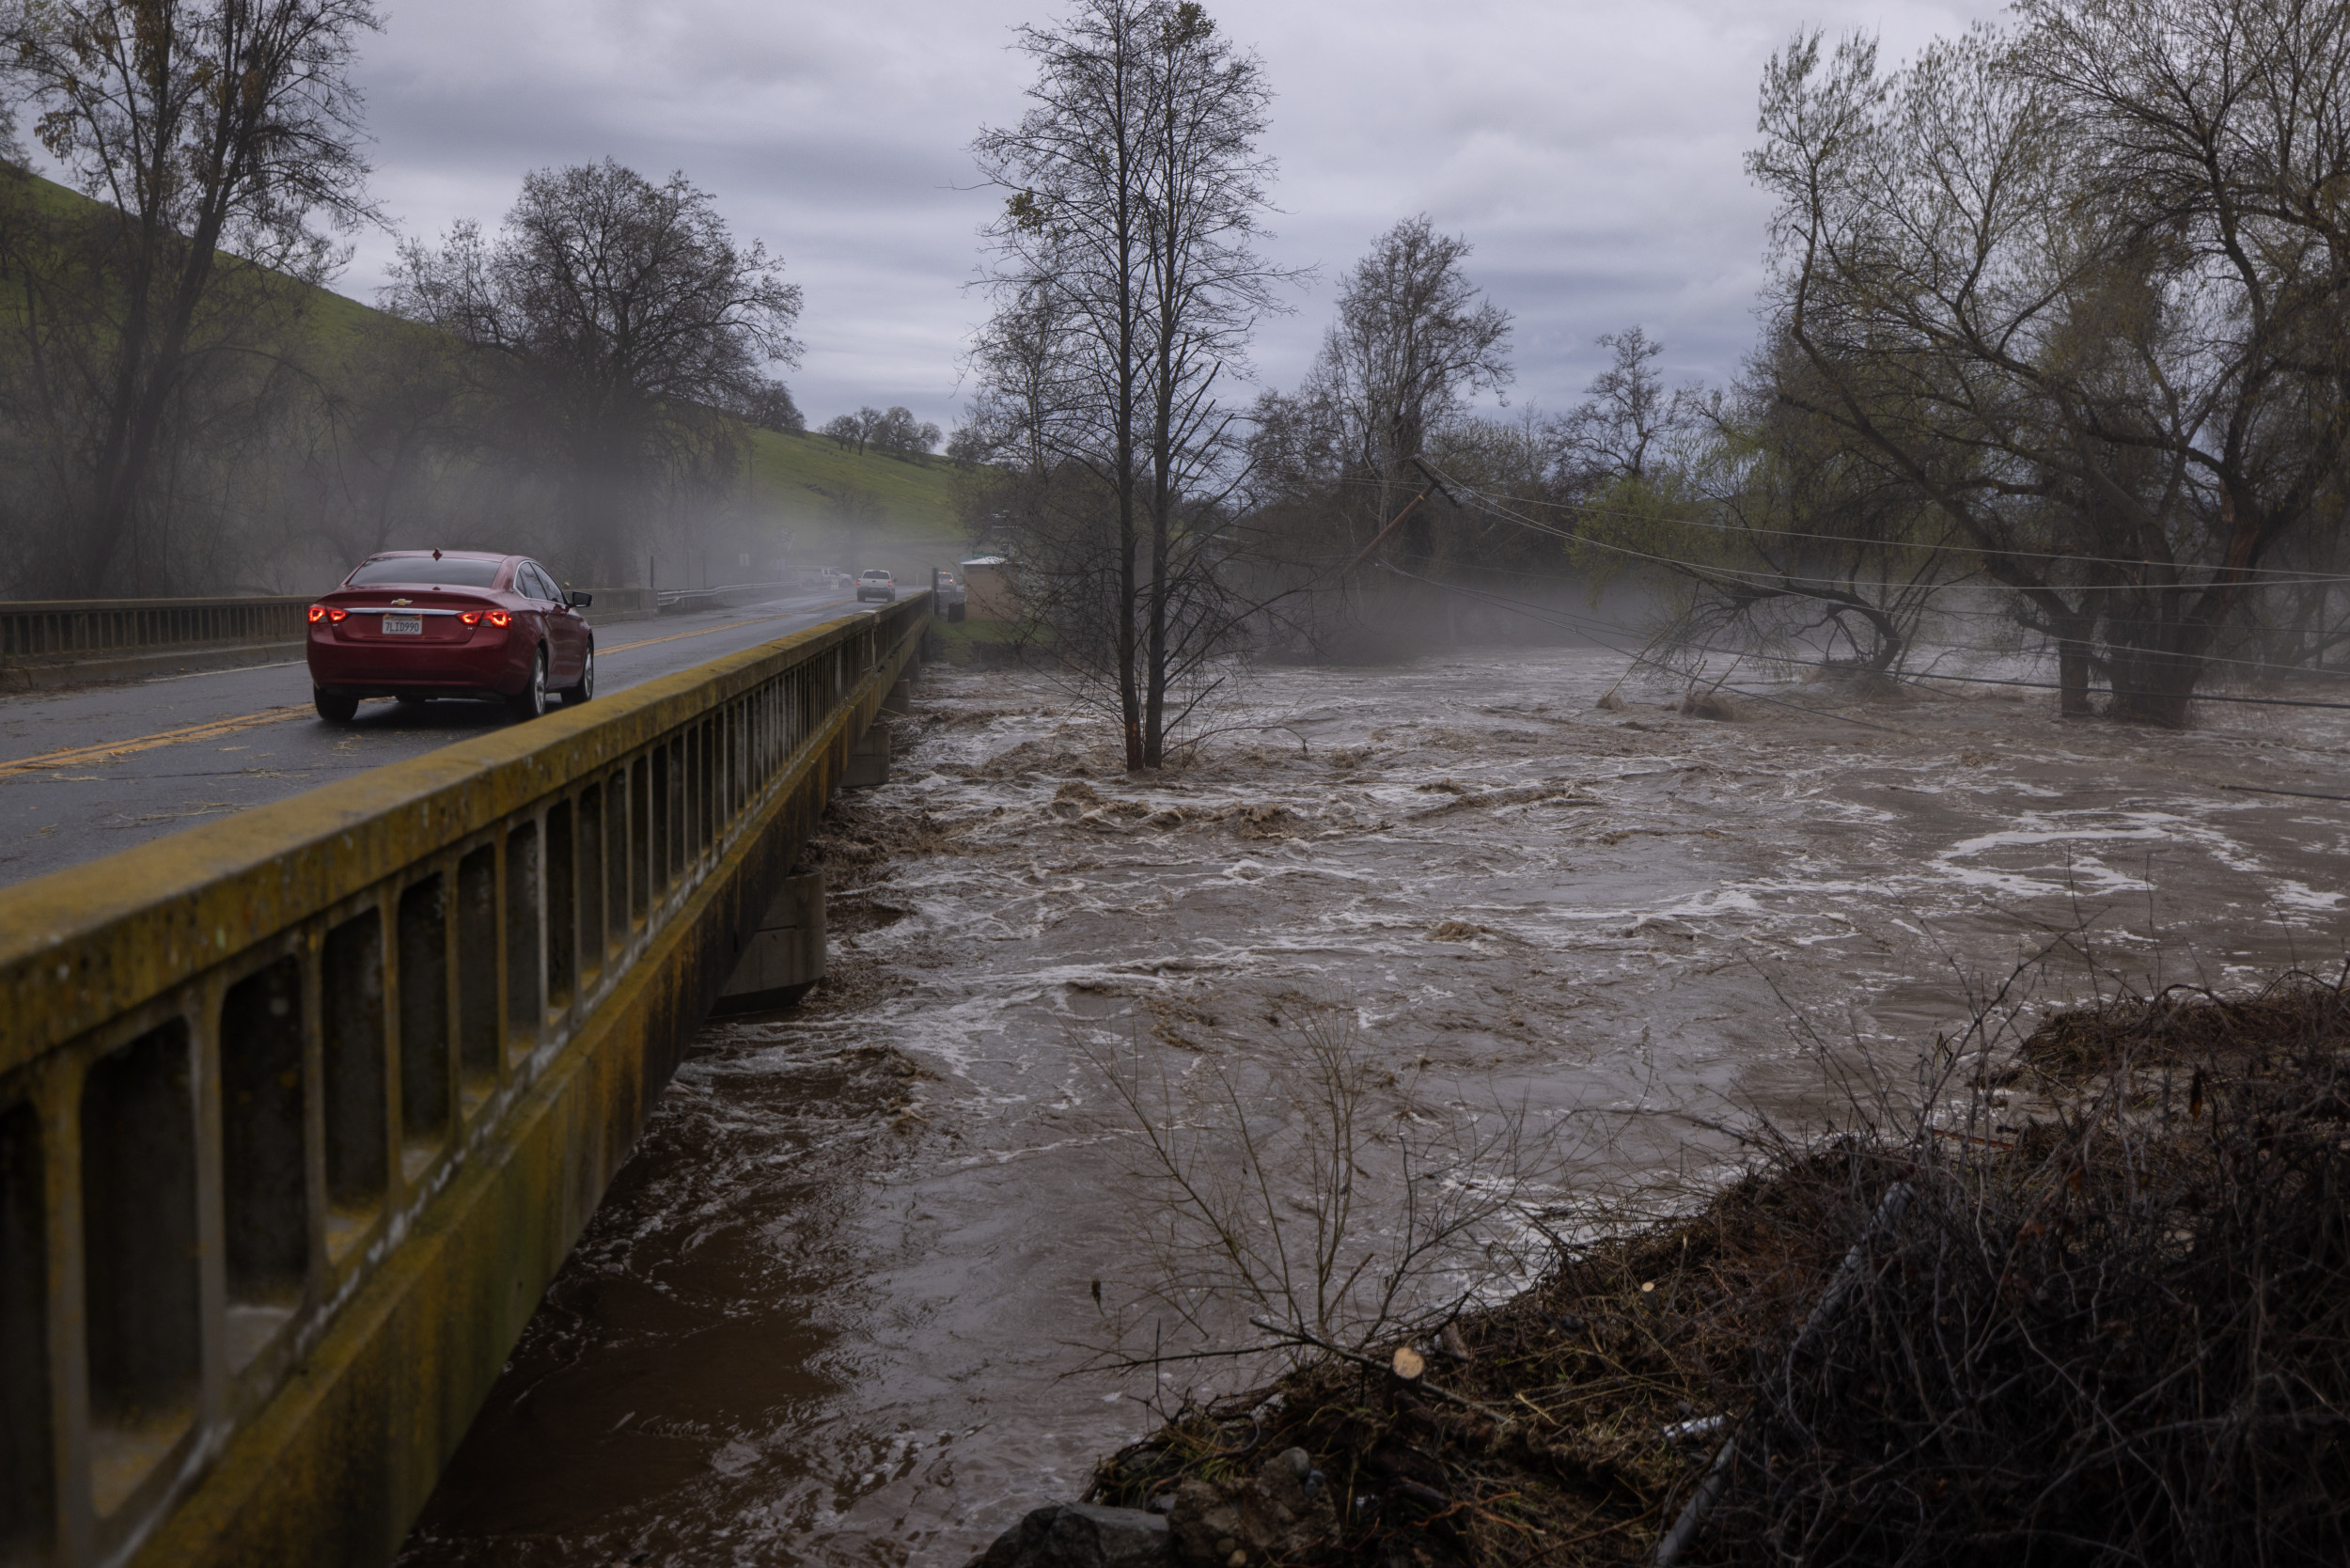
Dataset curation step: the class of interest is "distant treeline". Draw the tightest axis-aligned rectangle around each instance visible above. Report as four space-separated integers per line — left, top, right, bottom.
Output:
958 0 2350 733
0 1 807 600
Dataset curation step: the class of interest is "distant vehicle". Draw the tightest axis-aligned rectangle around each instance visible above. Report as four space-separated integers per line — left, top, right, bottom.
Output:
855 569 897 603
932 570 966 621
307 550 595 724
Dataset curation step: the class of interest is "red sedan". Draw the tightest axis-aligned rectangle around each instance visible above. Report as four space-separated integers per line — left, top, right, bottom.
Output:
307 550 596 723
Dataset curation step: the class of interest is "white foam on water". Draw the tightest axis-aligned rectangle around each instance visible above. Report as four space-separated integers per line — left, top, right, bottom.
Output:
412 645 2350 1568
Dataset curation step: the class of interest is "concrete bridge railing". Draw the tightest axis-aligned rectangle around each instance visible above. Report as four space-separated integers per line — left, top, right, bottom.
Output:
0 593 930 1568
0 594 315 667
0 596 313 661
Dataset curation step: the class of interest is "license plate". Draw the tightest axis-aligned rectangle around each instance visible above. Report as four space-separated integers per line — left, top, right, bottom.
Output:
382 615 423 635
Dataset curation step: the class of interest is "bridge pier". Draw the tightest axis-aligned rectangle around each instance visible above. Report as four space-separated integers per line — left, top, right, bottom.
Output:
843 726 889 789
713 871 825 1013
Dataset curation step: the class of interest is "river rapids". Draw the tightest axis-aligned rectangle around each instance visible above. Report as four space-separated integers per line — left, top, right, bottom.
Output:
397 645 2350 1567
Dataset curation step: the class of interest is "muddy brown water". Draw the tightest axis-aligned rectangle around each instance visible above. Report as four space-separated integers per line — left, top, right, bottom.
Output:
396 647 2350 1567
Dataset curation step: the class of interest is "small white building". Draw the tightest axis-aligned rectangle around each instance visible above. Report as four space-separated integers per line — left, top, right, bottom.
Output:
960 557 1017 620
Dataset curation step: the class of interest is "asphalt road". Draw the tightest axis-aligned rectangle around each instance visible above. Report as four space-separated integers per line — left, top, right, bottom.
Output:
0 587 875 891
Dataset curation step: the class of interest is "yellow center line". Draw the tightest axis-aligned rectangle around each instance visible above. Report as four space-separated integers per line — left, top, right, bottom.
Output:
0 596 854 779
0 707 307 778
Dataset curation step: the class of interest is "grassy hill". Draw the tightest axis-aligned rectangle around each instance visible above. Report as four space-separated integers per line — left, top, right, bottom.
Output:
740 429 972 573
7 167 976 587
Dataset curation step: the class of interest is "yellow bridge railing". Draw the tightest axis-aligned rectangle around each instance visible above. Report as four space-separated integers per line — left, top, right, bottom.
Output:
0 593 930 1567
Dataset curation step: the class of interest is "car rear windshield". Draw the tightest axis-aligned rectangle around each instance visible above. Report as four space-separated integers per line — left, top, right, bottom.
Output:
862 572 890 579
347 557 503 588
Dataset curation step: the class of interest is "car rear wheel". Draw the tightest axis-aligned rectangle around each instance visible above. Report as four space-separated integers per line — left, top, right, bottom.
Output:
507 648 548 722
314 687 359 723
557 643 596 706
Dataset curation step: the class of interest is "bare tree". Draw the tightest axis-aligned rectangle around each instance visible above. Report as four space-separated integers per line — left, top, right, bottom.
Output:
853 405 885 453
1306 214 1512 545
973 0 1292 769
722 377 804 434
1087 1007 1557 1384
1557 326 1690 489
384 159 802 582
0 0 381 594
1751 12 2350 724
867 404 941 459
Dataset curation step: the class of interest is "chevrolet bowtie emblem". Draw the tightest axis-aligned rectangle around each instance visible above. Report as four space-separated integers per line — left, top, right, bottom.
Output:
390 598 413 606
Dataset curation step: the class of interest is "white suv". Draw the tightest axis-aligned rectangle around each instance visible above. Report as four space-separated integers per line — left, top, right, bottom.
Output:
855 570 896 603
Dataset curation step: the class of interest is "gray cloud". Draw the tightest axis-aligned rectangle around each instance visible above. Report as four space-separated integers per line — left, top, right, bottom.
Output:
345 0 2002 430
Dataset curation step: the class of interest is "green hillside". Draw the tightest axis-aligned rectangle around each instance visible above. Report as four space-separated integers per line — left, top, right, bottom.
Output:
739 429 973 571
8 168 977 585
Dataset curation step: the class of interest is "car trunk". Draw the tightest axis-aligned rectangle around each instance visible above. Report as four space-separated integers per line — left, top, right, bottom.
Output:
326 589 497 645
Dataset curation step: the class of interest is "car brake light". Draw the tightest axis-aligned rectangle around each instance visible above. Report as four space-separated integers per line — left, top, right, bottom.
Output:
327 607 347 623
460 611 482 625
486 610 511 627
308 604 325 622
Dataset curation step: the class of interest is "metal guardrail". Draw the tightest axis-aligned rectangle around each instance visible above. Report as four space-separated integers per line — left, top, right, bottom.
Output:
0 597 311 660
654 579 811 613
0 593 931 1567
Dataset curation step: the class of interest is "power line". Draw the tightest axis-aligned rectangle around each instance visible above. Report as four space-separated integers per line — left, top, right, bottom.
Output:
1334 463 2350 588
1371 560 1906 733
1429 472 2350 596
1369 476 2350 687
1379 560 2350 717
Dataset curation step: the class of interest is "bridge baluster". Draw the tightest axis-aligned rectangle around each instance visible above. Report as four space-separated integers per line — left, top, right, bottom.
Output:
603 772 629 964
629 756 651 927
504 823 541 1056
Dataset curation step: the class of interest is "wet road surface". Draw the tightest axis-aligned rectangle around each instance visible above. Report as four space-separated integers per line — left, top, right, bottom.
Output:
0 588 863 887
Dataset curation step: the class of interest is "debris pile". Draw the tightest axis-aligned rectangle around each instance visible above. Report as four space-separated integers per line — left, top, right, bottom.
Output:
978 976 2350 1566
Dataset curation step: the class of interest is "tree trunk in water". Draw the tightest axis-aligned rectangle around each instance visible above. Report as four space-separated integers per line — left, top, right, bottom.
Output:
2108 649 2198 729
2057 639 2094 717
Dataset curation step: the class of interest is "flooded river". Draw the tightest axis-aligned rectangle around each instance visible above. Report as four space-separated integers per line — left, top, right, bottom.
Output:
397 645 2350 1567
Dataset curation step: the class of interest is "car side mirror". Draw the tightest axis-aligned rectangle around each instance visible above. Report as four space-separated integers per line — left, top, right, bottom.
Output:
567 590 593 608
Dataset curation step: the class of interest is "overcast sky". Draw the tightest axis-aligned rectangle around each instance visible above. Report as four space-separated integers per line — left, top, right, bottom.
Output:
341 0 2004 433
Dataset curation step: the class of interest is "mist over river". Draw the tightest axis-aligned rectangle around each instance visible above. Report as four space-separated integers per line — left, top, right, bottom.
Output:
397 646 2350 1568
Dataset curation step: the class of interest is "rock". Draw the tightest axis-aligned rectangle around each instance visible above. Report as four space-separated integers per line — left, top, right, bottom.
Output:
966 1502 1173 1568
1051 780 1103 819
1677 692 1738 721
1624 915 1698 943
1167 1450 1339 1568
1594 691 1625 711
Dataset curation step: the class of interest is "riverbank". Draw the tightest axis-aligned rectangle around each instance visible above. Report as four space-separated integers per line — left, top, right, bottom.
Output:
1069 978 2350 1566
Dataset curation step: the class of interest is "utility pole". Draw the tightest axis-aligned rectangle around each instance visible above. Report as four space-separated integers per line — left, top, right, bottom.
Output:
1341 458 1457 576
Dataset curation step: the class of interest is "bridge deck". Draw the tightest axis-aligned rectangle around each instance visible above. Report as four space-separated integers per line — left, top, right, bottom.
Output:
0 587 863 890
0 593 929 1567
